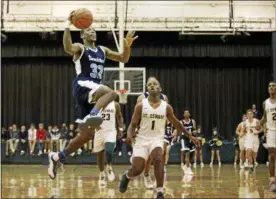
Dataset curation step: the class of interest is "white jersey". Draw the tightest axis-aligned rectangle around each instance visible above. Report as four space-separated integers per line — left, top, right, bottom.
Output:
137 99 167 140
99 101 116 133
245 119 258 138
265 98 276 131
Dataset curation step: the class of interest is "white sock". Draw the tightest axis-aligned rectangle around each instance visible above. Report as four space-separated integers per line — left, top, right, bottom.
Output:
100 171 105 176
156 187 164 193
53 154 59 161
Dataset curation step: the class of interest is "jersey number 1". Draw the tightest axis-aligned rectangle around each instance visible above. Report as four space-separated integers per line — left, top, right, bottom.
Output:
90 63 104 80
151 121 155 130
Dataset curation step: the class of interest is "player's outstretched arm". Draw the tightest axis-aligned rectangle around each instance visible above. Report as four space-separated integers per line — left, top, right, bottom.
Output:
255 120 263 134
102 31 138 63
166 104 198 144
126 102 142 144
115 102 124 137
63 11 82 56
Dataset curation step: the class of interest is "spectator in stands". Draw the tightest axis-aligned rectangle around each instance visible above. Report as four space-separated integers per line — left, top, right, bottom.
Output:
1 127 7 140
44 125 52 154
10 124 20 154
28 123 37 155
18 125 28 155
50 125 61 152
67 124 77 156
4 126 12 156
59 123 68 152
36 123 47 155
252 104 262 120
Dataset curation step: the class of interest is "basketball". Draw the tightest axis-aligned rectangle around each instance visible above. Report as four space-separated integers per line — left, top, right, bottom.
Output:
71 8 93 29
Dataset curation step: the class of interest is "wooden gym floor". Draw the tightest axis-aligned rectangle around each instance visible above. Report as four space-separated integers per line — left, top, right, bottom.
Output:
2 164 276 198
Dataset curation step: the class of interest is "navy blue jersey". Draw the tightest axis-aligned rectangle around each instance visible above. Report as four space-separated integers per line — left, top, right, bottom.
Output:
181 119 194 132
144 92 165 100
164 122 174 140
74 45 106 84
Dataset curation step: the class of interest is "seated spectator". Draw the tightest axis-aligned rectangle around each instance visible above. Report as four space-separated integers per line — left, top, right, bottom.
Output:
44 125 52 154
10 124 19 154
1 127 7 141
50 125 61 152
28 123 37 155
36 123 47 155
18 125 28 155
4 126 12 156
67 124 77 156
59 123 68 152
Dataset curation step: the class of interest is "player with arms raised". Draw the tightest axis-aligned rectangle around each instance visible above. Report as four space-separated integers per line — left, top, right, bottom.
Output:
48 11 137 179
261 81 276 192
119 77 199 199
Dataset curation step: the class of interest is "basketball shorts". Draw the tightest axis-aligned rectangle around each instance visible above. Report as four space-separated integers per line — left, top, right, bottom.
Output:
164 136 172 145
131 137 164 161
72 77 101 120
253 136 259 153
267 130 276 148
93 130 117 153
181 137 195 152
239 136 245 151
244 135 256 151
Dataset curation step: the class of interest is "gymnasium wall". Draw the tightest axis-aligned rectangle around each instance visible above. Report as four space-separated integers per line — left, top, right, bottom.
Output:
3 1 275 31
1 31 272 141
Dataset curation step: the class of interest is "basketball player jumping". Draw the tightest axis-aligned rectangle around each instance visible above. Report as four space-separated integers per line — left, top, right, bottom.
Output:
261 81 276 192
235 114 247 169
94 101 124 186
48 11 137 179
136 80 169 189
241 109 263 172
119 77 199 199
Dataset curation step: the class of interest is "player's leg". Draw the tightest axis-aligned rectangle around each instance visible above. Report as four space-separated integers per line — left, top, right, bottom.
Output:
180 138 185 169
120 140 147 193
164 143 171 172
239 138 245 168
199 147 204 167
184 139 193 175
150 147 164 199
193 148 198 168
253 138 259 167
234 148 239 165
143 156 154 189
210 149 215 167
79 85 118 131
105 141 116 181
266 130 276 192
119 157 146 193
216 149 221 167
268 148 276 192
93 131 107 186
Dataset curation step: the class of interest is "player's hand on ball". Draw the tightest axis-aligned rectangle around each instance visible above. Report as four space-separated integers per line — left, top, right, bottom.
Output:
68 10 75 23
124 31 138 47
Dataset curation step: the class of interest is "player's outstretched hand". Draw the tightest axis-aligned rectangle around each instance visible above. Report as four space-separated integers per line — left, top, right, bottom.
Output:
68 10 75 23
124 31 138 47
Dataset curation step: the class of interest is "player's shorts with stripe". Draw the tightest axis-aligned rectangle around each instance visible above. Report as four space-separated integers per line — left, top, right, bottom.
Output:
72 76 101 120
181 137 195 152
